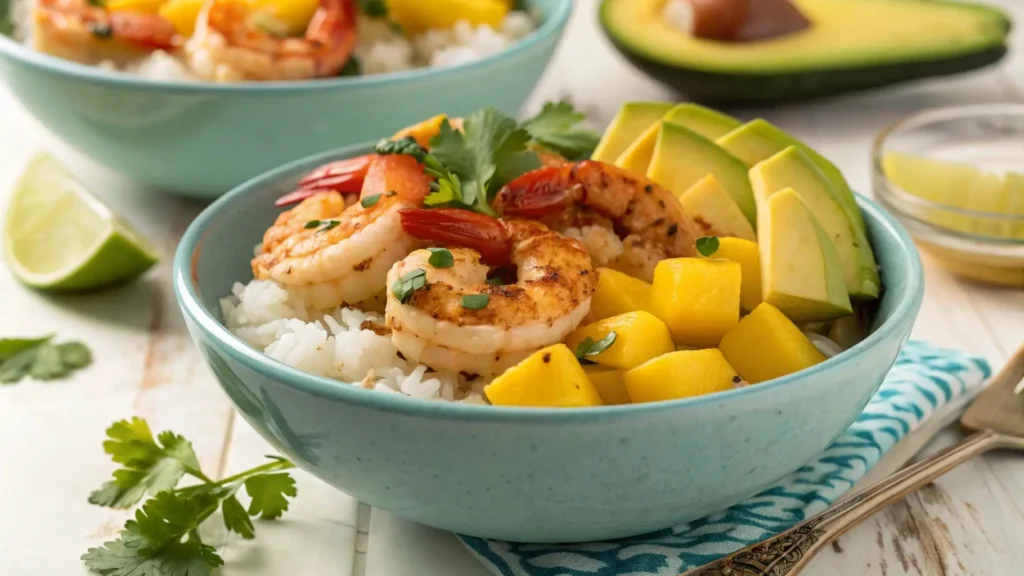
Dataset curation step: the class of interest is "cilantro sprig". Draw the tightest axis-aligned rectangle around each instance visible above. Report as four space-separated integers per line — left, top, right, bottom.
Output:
83 418 298 576
0 334 91 384
375 103 598 216
521 101 601 161
696 236 720 257
574 332 617 364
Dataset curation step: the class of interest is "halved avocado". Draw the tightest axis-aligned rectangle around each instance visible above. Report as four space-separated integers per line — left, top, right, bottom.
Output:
600 0 1011 103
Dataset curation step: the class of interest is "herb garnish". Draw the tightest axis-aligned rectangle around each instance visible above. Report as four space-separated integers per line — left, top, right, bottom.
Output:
521 102 601 161
696 236 720 257
361 194 381 208
82 418 297 576
392 268 428 303
0 335 90 384
358 0 388 17
461 294 489 310
426 247 454 269
304 220 340 233
574 332 617 363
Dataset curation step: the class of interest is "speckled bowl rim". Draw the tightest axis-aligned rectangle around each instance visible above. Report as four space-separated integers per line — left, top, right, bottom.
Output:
174 142 924 422
0 0 573 93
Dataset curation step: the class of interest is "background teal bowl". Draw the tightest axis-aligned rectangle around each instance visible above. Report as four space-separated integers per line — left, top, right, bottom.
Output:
0 0 571 199
174 144 924 543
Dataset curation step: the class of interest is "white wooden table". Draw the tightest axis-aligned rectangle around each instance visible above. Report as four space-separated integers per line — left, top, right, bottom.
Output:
2 3 1024 575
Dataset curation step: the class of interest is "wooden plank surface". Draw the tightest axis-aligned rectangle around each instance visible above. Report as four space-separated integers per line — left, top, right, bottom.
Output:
1 2 1023 575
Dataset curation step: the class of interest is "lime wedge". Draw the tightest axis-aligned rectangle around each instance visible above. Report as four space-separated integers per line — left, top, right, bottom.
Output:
2 153 160 291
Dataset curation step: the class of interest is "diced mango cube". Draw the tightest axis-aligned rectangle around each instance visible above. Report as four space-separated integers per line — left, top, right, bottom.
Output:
485 345 603 408
589 267 653 321
392 114 449 149
625 349 739 403
388 0 508 35
719 302 827 384
707 237 762 312
651 258 741 347
107 0 167 15
158 0 204 36
565 311 674 370
250 0 320 37
583 366 630 405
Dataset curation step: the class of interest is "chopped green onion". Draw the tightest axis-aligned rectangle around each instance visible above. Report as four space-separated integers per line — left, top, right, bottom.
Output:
574 332 617 361
427 247 454 269
392 268 427 303
696 236 720 257
461 294 489 310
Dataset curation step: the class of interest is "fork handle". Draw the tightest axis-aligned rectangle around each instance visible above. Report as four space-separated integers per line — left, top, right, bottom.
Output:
681 430 1015 576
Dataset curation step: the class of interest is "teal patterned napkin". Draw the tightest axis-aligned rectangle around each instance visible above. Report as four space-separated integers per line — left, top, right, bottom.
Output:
460 341 990 576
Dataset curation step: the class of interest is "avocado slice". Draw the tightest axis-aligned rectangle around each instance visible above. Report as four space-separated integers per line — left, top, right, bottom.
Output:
751 146 880 300
759 188 852 323
718 119 864 229
613 103 742 174
647 123 756 225
592 102 674 164
679 174 756 241
600 0 1010 104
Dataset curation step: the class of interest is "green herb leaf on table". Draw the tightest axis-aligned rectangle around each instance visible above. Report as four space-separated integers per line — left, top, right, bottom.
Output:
426 247 454 269
84 417 298 575
574 332 617 363
0 335 91 384
522 101 602 161
88 418 203 508
696 236 720 257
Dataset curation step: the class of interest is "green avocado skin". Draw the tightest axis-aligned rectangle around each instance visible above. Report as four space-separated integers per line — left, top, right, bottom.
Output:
600 3 1010 104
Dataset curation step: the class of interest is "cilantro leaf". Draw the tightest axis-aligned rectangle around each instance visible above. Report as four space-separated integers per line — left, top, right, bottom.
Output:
429 110 540 215
221 495 255 539
89 418 202 508
0 335 91 384
245 473 298 520
0 335 52 361
127 491 221 553
83 530 223 576
522 102 601 161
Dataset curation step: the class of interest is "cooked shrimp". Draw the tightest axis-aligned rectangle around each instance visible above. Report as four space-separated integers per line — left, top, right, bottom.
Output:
386 210 596 377
494 160 700 282
252 154 430 310
276 115 466 207
184 0 357 81
33 0 179 66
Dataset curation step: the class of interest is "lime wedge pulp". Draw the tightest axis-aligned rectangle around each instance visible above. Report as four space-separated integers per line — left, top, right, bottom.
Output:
2 153 160 291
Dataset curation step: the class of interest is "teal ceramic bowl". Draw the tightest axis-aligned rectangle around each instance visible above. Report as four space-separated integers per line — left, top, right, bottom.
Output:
174 144 924 543
0 0 571 200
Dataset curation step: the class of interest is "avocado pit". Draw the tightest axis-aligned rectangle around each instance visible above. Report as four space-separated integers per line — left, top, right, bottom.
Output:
662 0 812 43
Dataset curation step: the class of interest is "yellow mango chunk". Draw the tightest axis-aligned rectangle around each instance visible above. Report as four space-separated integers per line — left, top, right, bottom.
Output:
389 0 508 34
707 237 762 312
584 366 630 405
250 0 320 37
158 0 204 36
565 311 674 370
651 258 741 347
392 114 449 149
485 345 603 408
589 268 653 321
107 0 167 15
625 349 739 403
719 303 827 384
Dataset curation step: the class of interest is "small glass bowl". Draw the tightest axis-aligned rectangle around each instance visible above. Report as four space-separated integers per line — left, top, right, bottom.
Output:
873 104 1024 287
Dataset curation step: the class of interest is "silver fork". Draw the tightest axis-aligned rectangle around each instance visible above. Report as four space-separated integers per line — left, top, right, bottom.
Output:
682 344 1024 576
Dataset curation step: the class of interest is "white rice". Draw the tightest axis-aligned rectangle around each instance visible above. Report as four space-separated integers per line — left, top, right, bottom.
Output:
563 225 625 268
220 279 488 404
9 0 537 82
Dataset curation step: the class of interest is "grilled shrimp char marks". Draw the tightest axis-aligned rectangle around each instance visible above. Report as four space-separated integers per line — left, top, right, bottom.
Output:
33 0 179 66
252 154 430 310
494 160 699 282
185 0 357 81
386 211 596 377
